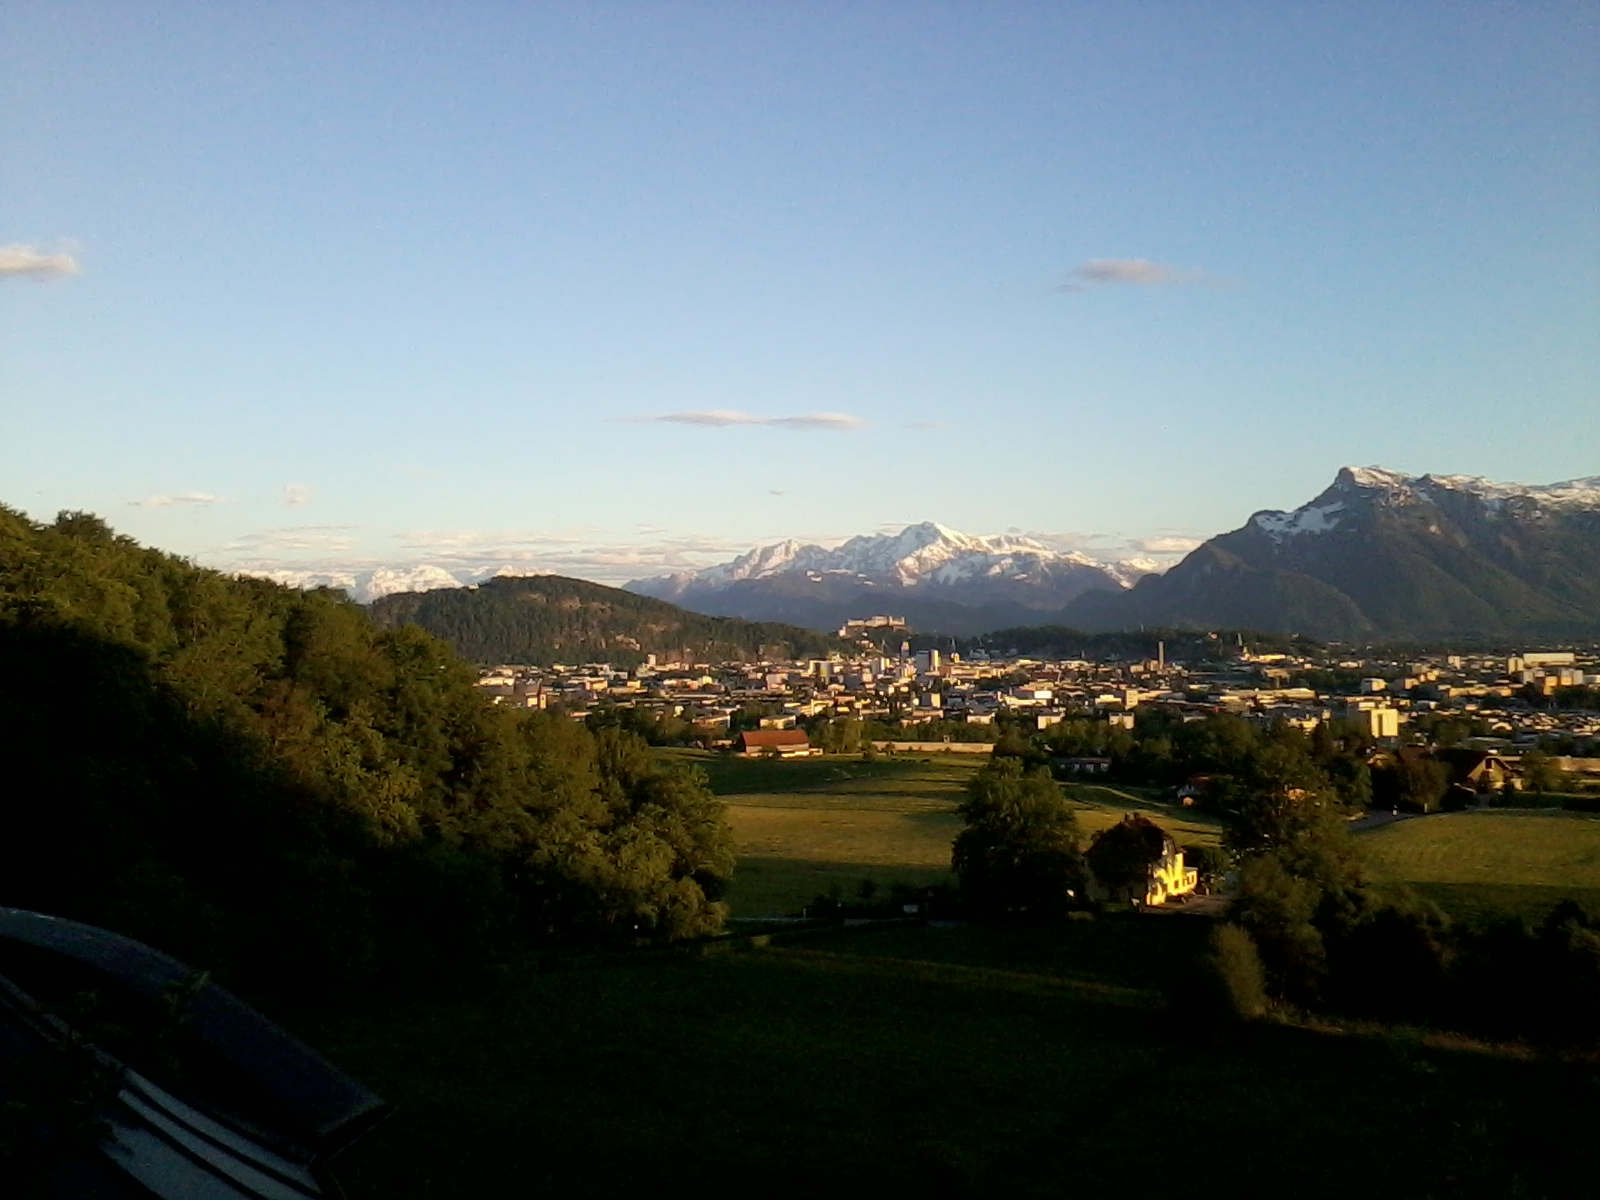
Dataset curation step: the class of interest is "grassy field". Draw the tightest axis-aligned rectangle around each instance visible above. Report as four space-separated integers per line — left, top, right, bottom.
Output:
1357 809 1600 922
664 753 1222 916
305 922 1600 1199
663 750 978 916
1063 782 1223 846
680 750 1600 925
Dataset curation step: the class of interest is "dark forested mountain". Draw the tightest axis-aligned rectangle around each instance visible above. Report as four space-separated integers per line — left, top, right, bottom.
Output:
0 507 734 992
368 574 848 664
1065 467 1600 640
626 521 1136 635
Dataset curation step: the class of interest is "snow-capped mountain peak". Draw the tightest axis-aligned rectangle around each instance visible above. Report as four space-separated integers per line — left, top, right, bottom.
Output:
1252 465 1600 542
628 522 1148 599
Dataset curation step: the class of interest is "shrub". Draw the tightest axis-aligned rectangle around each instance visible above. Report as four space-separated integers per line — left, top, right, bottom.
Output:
1181 922 1269 1024
1230 853 1328 1003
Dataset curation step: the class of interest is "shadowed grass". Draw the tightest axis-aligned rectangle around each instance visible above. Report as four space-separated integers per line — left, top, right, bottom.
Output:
724 856 956 918
303 922 1600 1199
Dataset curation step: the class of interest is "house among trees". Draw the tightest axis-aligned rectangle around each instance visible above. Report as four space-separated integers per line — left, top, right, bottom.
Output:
1435 748 1522 797
1369 745 1522 810
735 729 818 757
1084 814 1199 907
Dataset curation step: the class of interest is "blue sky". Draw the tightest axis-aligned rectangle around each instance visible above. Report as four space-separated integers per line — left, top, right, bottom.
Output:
3 2 1597 584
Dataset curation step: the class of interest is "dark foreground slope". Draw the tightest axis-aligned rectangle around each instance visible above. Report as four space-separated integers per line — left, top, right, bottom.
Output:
311 922 1600 1200
1067 467 1600 639
368 573 848 665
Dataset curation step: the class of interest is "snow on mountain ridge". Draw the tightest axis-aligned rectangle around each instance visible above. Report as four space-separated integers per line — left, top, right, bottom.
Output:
1252 465 1600 542
1339 465 1600 510
243 564 493 603
1252 501 1348 540
631 522 1141 596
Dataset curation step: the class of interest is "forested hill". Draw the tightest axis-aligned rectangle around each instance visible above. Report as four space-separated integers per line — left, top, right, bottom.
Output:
368 574 849 665
0 507 735 993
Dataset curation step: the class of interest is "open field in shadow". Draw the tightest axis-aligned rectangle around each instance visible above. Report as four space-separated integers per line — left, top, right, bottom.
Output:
308 920 1600 1199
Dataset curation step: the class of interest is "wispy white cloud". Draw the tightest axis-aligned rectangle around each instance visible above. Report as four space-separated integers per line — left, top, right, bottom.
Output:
281 483 315 508
1132 534 1204 554
130 492 226 509
630 409 865 431
393 527 758 578
1015 529 1099 553
0 243 81 279
226 526 360 554
1058 258 1208 293
1018 528 1201 569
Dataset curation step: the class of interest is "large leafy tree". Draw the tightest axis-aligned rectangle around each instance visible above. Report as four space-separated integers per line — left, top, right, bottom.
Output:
951 758 1083 919
1085 815 1168 903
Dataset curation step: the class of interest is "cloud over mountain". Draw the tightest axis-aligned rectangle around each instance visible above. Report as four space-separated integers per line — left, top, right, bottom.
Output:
1132 534 1205 554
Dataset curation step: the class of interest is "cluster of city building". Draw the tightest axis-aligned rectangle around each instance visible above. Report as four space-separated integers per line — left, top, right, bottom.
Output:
471 623 1600 761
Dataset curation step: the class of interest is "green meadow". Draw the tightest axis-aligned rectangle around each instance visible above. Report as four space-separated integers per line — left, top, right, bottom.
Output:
664 751 1223 916
1062 781 1224 846
1357 808 1600 922
669 750 976 915
673 750 1600 927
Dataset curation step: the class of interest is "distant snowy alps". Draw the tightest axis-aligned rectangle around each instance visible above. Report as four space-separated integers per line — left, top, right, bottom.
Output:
238 522 1172 604
628 521 1157 599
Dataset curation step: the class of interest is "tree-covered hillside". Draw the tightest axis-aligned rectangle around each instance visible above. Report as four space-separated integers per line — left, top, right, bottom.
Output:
368 574 848 665
0 507 734 993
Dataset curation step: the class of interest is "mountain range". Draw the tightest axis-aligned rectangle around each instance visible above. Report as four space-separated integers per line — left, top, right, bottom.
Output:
623 468 1600 640
254 465 1600 641
625 522 1149 637
1063 467 1600 640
